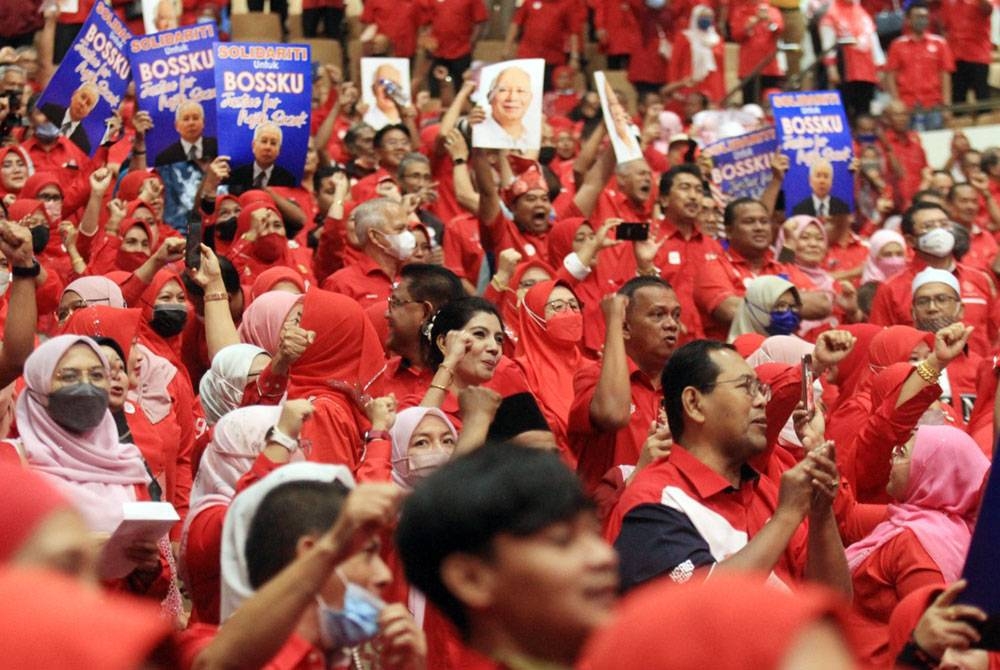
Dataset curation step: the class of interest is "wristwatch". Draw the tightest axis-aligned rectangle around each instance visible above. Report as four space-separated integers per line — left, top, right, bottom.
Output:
266 425 299 452
11 260 41 278
365 430 391 443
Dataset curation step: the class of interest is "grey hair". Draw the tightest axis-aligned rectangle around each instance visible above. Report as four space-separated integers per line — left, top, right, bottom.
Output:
615 158 648 177
175 99 204 122
354 197 402 245
0 65 27 80
253 122 283 143
397 152 430 179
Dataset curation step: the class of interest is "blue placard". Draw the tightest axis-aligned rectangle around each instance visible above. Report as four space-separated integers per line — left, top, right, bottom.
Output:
36 2 133 158
128 24 219 167
770 91 854 217
213 42 312 185
959 454 1000 648
702 126 779 201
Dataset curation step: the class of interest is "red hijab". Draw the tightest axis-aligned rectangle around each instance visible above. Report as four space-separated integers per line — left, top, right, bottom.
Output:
513 280 582 449
116 169 160 202
868 325 934 373
0 145 33 196
546 217 587 266
136 269 190 371
828 323 881 407
0 463 71 562
249 267 307 301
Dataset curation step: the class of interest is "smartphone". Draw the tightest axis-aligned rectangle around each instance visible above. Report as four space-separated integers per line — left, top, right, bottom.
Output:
186 213 203 271
616 222 650 241
801 353 815 413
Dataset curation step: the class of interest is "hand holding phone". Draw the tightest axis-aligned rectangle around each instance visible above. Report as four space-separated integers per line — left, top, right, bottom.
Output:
615 222 649 241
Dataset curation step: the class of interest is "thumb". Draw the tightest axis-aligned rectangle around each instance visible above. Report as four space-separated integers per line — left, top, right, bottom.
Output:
933 579 967 608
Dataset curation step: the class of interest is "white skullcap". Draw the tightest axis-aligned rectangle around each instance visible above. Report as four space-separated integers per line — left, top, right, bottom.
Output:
911 267 960 297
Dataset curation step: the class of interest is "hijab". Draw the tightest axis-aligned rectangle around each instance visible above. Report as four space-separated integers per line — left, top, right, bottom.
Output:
15 335 148 533
199 344 269 425
0 462 71 562
137 269 190 370
513 280 583 443
868 325 933 374
237 290 302 355
845 425 989 582
781 216 834 293
861 229 907 284
684 5 721 83
61 276 127 310
249 266 306 302
545 217 587 267
727 275 797 342
219 461 354 620
389 407 457 490
0 145 34 196
828 323 882 403
19 171 62 224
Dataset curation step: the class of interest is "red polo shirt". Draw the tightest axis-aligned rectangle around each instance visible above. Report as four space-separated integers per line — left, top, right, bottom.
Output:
442 212 486 283
591 184 654 226
693 246 800 341
365 356 435 400
868 259 996 357
321 254 396 309
178 624 330 670
941 0 999 63
607 444 808 591
594 0 641 56
730 1 785 77
824 231 869 280
567 358 663 496
483 212 552 266
419 0 489 59
880 130 928 206
360 0 422 57
959 224 999 274
514 0 581 65
886 33 955 107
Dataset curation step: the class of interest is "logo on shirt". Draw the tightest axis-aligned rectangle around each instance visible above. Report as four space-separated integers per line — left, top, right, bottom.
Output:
669 560 695 584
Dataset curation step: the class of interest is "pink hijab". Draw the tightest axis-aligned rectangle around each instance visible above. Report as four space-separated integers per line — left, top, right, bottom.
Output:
61 276 127 309
779 215 834 293
236 291 302 355
14 336 148 533
861 229 907 284
845 425 990 582
389 406 457 490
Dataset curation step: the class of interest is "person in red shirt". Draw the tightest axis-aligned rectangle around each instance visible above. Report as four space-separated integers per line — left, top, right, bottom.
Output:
593 0 641 69
946 181 999 274
869 202 997 357
359 0 421 57
418 0 489 95
591 158 654 225
609 339 850 595
885 2 955 131
693 197 832 341
668 5 726 105
567 278 680 497
730 0 785 106
820 0 884 119
322 197 413 309
880 100 928 205
505 0 582 85
941 0 998 106
366 263 466 401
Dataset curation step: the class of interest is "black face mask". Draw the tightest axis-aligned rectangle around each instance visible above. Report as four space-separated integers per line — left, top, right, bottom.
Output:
47 383 109 433
31 225 51 254
215 216 238 242
284 217 304 240
150 304 188 338
537 146 557 166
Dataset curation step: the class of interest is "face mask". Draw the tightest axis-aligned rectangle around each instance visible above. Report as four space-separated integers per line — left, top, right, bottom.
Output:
546 311 583 344
316 574 385 650
0 270 8 297
215 216 238 242
917 313 957 333
150 303 188 338
252 232 286 263
30 225 50 254
766 310 801 335
378 230 416 261
875 255 906 277
537 146 556 165
917 227 955 258
394 449 452 488
34 122 60 143
47 383 109 433
856 133 877 145
646 0 665 8
911 16 929 31
696 16 713 30
115 248 149 272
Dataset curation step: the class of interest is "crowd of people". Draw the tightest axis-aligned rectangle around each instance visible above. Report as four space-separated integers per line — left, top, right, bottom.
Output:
2 0 1000 668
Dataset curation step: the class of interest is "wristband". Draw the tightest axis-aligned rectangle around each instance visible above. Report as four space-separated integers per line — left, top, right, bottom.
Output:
453 157 467 165
365 429 390 442
203 292 229 303
11 260 40 278
266 425 299 452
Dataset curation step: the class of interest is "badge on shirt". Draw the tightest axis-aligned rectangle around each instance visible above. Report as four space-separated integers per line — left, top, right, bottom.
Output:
532 1 542 8
124 400 136 415
668 251 681 265
524 243 536 256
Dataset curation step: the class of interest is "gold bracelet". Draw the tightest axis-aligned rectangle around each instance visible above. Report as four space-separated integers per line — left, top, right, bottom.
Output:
429 383 449 392
915 359 941 384
436 366 454 386
204 292 229 302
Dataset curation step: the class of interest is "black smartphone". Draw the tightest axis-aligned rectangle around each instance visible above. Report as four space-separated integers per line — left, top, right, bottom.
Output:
616 222 650 241
186 213 203 271
801 353 815 413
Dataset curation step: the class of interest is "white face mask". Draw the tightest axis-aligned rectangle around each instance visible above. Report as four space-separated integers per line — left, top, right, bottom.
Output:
917 228 955 258
378 230 417 261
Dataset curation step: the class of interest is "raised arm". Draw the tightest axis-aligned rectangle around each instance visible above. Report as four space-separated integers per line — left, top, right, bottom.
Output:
589 294 633 431
0 222 37 388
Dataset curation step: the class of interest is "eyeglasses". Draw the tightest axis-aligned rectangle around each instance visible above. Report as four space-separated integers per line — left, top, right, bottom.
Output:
772 301 801 314
891 444 911 460
705 375 772 402
545 299 581 313
56 300 89 322
913 294 960 309
53 366 107 385
387 295 416 310
36 193 62 202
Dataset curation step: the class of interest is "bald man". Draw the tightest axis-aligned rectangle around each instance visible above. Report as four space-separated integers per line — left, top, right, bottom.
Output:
791 159 850 218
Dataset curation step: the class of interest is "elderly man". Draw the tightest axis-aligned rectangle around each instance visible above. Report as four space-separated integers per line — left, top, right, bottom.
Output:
869 201 995 357
608 339 851 596
227 122 297 194
364 62 405 130
479 66 535 149
568 277 681 498
40 82 98 154
322 197 414 308
910 267 981 421
945 181 1000 273
155 99 218 166
791 159 850 218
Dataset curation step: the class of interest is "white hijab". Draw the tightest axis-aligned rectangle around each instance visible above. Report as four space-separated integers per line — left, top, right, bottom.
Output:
684 5 721 83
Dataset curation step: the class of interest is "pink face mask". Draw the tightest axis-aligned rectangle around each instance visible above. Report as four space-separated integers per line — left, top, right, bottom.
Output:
546 311 583 344
876 255 906 278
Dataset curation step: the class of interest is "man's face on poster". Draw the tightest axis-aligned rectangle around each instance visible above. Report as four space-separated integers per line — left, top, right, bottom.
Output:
69 85 98 122
176 102 205 143
373 64 403 111
155 0 179 30
809 161 833 199
489 68 532 128
253 125 282 167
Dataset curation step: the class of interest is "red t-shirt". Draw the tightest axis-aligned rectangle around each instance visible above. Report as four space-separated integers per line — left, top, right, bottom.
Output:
420 0 489 59
360 0 423 57
177 624 330 670
514 0 581 64
941 0 999 64
321 254 397 309
730 1 785 78
593 0 642 56
668 31 726 103
880 130 927 206
886 34 955 107
824 232 869 281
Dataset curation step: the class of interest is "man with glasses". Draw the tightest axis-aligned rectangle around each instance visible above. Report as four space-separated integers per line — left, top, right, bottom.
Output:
608 339 851 597
870 201 995 356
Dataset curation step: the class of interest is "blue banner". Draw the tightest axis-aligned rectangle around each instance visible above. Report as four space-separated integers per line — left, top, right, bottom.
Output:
960 454 1000 648
770 91 854 218
128 24 218 167
37 2 133 158
213 43 312 186
702 126 778 201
